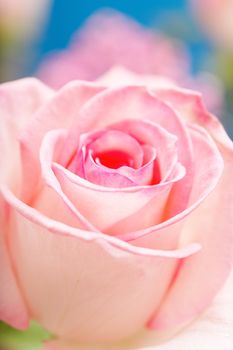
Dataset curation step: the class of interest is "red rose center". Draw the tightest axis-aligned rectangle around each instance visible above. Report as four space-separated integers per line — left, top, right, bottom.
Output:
94 150 134 169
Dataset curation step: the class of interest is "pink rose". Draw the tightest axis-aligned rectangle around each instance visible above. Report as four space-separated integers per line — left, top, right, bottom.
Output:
0 70 232 348
37 9 223 112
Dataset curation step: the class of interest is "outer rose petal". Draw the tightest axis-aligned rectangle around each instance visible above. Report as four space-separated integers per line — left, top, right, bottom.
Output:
97 66 176 89
43 271 233 349
0 78 53 186
0 78 53 133
20 81 104 201
0 200 29 329
1 185 200 343
147 92 233 329
0 78 52 329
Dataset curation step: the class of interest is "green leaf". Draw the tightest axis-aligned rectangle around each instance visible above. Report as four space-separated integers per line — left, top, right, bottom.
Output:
0 321 51 350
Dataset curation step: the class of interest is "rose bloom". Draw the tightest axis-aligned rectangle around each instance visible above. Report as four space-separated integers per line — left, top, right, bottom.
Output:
37 10 223 113
0 68 232 350
190 0 233 52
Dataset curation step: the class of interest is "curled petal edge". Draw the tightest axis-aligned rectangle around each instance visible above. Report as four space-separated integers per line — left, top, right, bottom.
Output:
0 184 201 259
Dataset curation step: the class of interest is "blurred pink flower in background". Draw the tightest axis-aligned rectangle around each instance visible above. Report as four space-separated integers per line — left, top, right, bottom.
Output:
37 10 223 112
190 0 233 52
38 10 189 86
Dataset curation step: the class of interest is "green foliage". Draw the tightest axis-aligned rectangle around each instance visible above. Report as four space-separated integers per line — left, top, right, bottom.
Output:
0 321 50 350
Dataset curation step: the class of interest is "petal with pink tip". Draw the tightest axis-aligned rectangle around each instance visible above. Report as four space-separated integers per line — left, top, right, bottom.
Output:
148 124 232 330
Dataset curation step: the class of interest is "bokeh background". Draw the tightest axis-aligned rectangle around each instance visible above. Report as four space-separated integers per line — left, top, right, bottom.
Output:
0 1 233 348
1 0 233 138
0 1 214 79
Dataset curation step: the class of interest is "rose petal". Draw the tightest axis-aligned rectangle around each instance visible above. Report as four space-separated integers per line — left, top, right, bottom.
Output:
20 81 104 202
0 78 52 330
148 123 232 330
97 66 176 89
0 78 53 187
0 200 29 330
0 78 53 133
1 184 200 343
44 273 233 349
53 162 181 233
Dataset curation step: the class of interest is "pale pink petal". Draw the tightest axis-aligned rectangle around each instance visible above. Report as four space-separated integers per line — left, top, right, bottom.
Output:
0 199 29 329
42 273 233 350
153 85 233 152
53 162 181 233
97 66 176 89
0 78 52 330
1 182 199 343
19 81 104 202
0 78 53 187
0 78 53 132
147 123 232 330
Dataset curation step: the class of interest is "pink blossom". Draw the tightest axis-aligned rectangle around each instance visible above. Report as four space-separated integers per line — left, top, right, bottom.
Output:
0 71 232 347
